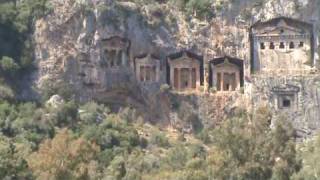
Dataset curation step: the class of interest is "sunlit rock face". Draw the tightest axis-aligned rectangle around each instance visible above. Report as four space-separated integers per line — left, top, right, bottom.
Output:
250 17 315 74
33 0 320 137
247 75 320 138
246 16 320 138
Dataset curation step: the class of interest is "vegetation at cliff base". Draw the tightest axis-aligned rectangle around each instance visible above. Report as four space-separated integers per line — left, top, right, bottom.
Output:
0 98 318 180
1 0 320 180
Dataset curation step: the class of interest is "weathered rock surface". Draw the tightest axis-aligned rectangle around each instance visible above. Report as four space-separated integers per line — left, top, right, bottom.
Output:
248 74 320 138
46 95 65 109
32 0 320 136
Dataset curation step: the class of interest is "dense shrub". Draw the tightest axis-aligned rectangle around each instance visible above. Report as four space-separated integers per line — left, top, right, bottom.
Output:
0 83 14 100
0 56 20 75
293 134 320 180
79 102 109 125
49 100 79 128
27 129 101 180
169 0 214 20
81 113 141 150
208 108 300 180
40 80 74 101
0 0 51 79
0 101 55 144
0 99 313 179
150 130 170 148
185 0 214 20
0 134 33 179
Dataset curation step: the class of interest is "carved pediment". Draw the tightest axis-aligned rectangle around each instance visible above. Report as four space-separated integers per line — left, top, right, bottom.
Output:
168 51 202 63
251 17 312 36
169 52 199 65
215 58 239 68
170 57 198 66
101 36 130 50
272 84 300 94
135 54 160 66
259 26 305 35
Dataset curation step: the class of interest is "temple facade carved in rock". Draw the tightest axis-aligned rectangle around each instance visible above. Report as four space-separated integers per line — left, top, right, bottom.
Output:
134 54 161 84
209 56 244 92
101 36 130 68
90 17 319 137
250 17 316 74
99 18 317 96
167 51 203 91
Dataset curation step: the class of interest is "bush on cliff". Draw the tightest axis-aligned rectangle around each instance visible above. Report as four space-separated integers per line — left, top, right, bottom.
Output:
208 108 300 180
0 0 51 79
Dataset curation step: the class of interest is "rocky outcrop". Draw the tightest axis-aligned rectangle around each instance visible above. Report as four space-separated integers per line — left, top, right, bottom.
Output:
32 0 320 136
46 95 65 109
248 74 320 138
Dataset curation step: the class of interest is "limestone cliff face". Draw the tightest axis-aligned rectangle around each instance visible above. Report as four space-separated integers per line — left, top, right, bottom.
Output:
33 0 320 135
248 75 320 137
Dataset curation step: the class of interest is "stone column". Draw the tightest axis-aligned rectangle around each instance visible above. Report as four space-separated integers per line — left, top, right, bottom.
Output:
177 68 181 90
141 66 144 82
212 65 215 89
220 72 224 91
275 96 279 110
136 64 140 82
121 51 126 66
156 61 160 82
109 50 114 67
254 40 260 72
170 63 174 88
144 66 147 82
236 72 240 90
189 68 193 89
203 52 209 92
229 73 232 91
294 93 299 110
115 50 120 66
313 26 319 68
143 65 150 82
196 66 200 89
150 65 154 82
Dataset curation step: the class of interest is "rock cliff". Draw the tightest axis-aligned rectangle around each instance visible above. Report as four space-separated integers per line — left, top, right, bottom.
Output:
33 0 320 136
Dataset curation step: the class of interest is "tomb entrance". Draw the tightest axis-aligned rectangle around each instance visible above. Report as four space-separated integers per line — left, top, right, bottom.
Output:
209 56 243 92
168 51 203 91
101 36 130 68
134 54 160 83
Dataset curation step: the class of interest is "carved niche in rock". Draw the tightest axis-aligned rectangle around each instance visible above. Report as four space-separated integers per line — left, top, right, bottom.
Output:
167 51 203 91
134 54 161 83
250 17 315 73
209 56 244 92
272 84 300 110
101 36 130 68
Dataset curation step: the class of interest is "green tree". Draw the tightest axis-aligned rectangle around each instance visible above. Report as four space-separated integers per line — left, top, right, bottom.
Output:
185 0 214 20
0 101 17 136
79 102 109 125
0 0 51 79
169 0 214 20
208 108 299 180
0 83 14 100
293 134 320 180
0 100 54 144
0 56 20 74
0 134 33 179
81 114 141 150
27 129 101 180
150 130 170 148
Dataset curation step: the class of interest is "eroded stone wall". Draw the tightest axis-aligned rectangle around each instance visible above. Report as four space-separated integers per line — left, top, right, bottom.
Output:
251 18 315 74
32 0 320 137
247 74 320 138
166 92 248 131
